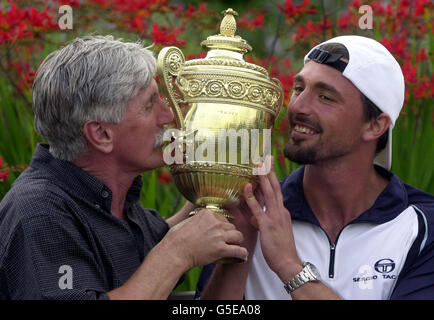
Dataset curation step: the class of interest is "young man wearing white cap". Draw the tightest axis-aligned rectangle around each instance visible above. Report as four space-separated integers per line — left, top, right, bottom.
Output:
198 35 434 300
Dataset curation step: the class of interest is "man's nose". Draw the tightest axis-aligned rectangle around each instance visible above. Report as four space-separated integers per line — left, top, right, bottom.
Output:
288 90 312 115
158 96 174 124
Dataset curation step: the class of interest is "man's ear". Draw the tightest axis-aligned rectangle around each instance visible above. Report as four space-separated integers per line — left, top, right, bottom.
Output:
82 120 114 154
363 113 391 142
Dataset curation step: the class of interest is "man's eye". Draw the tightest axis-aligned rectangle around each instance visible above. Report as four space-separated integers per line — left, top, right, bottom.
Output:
293 86 303 94
319 94 335 102
144 95 157 110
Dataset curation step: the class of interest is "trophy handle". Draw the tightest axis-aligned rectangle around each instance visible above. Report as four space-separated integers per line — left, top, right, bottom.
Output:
157 47 186 130
272 77 284 119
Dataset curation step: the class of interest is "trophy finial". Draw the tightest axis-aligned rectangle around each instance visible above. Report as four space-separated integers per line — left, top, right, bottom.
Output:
200 7 252 54
220 8 238 37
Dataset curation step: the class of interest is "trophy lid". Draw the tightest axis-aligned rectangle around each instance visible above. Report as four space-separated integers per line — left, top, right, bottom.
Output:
200 8 253 54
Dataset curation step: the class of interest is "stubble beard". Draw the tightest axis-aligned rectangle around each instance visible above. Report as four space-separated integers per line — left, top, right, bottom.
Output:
284 112 360 165
284 135 357 165
284 139 318 164
284 113 322 164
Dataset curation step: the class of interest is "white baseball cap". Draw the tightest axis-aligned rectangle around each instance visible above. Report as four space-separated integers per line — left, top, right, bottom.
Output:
304 35 405 170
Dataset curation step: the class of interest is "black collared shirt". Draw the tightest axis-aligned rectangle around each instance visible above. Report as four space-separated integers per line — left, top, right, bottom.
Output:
0 144 169 299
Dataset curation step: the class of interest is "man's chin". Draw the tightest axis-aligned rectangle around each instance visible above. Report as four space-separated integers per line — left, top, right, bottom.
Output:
284 143 317 165
142 159 166 173
147 149 166 166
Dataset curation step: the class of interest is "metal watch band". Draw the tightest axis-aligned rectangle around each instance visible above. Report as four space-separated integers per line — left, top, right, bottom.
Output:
283 262 320 294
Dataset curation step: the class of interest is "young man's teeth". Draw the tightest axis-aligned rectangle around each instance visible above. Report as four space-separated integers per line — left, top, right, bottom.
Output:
294 124 315 134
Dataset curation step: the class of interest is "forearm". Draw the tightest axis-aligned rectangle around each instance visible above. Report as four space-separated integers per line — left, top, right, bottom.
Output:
201 261 252 300
290 281 342 300
107 240 187 300
108 208 248 300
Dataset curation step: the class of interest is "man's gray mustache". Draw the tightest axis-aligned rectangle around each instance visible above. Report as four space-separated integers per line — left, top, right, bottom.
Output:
154 127 167 148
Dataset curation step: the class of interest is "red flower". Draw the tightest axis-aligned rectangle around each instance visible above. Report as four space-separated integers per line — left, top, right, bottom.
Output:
186 52 206 60
414 0 431 16
0 157 9 182
0 172 8 182
350 0 364 9
338 13 351 30
183 2 209 18
381 33 409 60
278 71 296 103
370 1 386 15
151 24 186 46
52 0 80 7
278 0 316 20
292 19 321 41
402 63 418 84
413 76 433 99
185 4 197 17
277 154 287 167
0 4 56 44
252 14 265 27
127 16 146 32
277 118 289 134
397 0 412 18
238 13 264 31
319 17 331 31
157 171 172 184
88 0 110 7
415 48 427 62
27 6 57 29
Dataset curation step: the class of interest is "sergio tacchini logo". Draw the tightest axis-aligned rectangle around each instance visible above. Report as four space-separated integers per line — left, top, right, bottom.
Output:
374 258 396 273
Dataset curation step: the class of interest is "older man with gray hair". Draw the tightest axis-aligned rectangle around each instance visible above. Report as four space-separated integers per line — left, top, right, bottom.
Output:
0 35 247 300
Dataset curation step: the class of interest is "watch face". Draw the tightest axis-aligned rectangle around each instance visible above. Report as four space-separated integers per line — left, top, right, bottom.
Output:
306 263 321 279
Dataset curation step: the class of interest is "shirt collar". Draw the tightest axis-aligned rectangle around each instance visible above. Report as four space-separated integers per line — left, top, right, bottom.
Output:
30 144 143 207
281 165 408 226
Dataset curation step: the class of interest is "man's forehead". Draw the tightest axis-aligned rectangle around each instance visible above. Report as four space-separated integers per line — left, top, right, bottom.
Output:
297 61 359 91
137 80 158 100
126 80 157 109
296 61 346 82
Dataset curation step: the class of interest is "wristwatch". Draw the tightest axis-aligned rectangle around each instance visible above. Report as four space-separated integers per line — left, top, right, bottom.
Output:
284 262 321 293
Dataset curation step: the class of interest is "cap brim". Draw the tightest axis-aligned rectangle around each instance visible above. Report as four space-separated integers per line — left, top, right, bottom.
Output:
374 129 392 170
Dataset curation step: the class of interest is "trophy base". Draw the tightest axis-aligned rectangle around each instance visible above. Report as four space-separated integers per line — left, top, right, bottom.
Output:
189 205 234 220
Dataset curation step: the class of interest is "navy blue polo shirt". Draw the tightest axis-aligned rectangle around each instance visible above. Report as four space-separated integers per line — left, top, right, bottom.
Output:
0 144 169 299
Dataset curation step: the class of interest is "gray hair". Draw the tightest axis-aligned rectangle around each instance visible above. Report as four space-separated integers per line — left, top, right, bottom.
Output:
32 35 157 161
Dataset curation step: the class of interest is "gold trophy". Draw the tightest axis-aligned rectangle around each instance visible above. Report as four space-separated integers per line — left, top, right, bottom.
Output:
158 9 283 261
